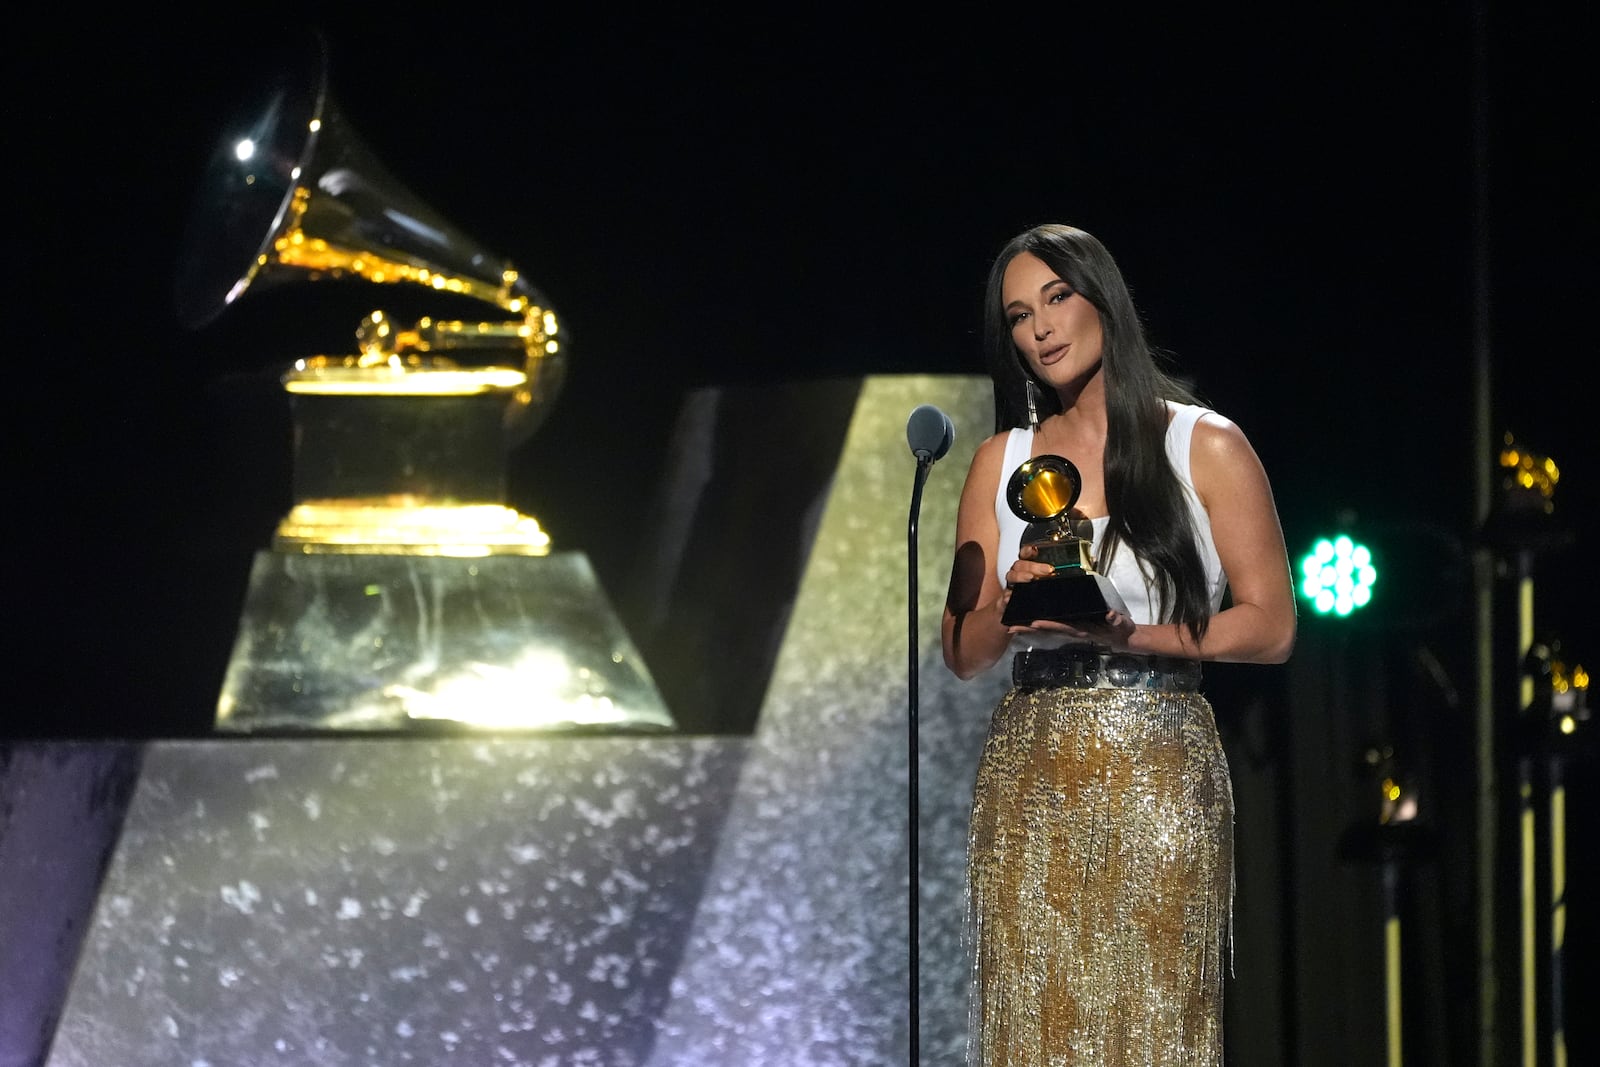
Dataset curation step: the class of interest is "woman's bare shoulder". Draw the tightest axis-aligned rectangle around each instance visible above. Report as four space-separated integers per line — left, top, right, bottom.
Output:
1190 411 1274 498
962 428 1015 480
975 427 1014 456
1192 410 1257 459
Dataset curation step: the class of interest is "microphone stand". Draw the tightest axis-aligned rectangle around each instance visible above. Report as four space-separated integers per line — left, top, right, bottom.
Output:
907 447 934 1067
903 402 952 1066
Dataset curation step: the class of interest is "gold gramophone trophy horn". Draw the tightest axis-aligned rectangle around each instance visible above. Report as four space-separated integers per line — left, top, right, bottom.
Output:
184 41 674 734
175 39 562 554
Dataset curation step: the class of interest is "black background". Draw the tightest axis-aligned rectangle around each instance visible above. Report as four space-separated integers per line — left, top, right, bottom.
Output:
8 5 1596 1061
15 7 1592 736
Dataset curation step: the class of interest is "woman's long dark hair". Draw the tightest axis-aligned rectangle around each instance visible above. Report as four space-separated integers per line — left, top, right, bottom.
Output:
983 223 1212 643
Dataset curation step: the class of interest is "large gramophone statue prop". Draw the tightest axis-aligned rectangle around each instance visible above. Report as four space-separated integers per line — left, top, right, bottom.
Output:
179 43 673 733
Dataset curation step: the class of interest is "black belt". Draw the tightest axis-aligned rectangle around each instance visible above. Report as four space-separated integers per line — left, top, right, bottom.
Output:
1012 647 1202 692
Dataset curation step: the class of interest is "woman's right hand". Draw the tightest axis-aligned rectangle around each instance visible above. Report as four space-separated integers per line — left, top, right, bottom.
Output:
1000 545 1059 636
1003 543 1057 587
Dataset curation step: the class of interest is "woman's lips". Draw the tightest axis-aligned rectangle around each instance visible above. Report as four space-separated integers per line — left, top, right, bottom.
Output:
1039 343 1068 365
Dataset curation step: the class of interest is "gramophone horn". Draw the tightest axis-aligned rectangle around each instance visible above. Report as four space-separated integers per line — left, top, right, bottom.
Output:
173 40 564 443
1006 454 1082 523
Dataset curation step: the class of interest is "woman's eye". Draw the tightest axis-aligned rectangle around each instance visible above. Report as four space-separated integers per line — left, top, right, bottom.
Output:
1008 311 1029 327
1048 288 1073 304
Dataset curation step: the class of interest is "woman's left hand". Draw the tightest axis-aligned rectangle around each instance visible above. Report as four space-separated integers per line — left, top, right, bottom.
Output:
1006 610 1137 652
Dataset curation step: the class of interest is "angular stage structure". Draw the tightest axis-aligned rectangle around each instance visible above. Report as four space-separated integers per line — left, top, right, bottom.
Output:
6 374 1006 1067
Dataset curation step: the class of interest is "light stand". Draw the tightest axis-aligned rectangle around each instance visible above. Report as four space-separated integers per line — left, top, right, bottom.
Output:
1519 640 1591 1067
1340 744 1432 1067
1481 435 1577 1067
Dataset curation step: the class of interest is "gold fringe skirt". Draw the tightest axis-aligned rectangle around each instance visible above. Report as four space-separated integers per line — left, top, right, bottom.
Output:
967 684 1233 1066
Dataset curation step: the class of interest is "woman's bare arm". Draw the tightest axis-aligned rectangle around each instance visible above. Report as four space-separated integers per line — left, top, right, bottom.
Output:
941 433 1020 679
1015 414 1297 664
1127 414 1296 663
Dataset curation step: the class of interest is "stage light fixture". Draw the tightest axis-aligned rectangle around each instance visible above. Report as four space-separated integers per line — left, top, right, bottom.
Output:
1299 533 1378 617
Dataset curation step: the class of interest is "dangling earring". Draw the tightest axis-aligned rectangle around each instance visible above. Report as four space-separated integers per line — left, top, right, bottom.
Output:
1025 377 1040 430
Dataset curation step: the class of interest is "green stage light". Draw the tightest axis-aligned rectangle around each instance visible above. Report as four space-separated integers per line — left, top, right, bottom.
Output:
1300 534 1378 617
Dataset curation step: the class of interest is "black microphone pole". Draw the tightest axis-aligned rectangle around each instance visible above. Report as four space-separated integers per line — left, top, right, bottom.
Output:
904 404 953 1067
908 450 931 1067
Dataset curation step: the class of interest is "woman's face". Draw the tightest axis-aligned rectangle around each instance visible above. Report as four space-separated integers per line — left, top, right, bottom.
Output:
1001 251 1104 390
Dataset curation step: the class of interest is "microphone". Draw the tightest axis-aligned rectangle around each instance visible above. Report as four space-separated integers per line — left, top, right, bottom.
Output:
906 403 955 464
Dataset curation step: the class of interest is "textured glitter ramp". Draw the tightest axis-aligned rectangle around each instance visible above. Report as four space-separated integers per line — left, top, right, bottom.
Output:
967 686 1233 1066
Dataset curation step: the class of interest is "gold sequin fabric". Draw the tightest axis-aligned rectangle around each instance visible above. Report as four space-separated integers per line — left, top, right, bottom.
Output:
967 685 1233 1066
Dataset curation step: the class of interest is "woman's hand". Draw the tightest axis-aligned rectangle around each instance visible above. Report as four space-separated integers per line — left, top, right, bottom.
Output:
1006 609 1137 651
1001 544 1138 651
1002 543 1056 587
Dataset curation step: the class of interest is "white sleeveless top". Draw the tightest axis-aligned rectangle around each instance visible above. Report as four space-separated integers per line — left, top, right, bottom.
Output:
993 402 1227 632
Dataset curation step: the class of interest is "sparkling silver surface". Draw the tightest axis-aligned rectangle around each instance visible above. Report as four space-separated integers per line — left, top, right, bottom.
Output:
645 375 1008 1066
0 743 143 1067
47 738 743 1067
45 375 1007 1066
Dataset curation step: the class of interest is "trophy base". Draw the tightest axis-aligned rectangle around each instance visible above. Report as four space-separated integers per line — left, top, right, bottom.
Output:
215 550 675 733
1002 572 1130 627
